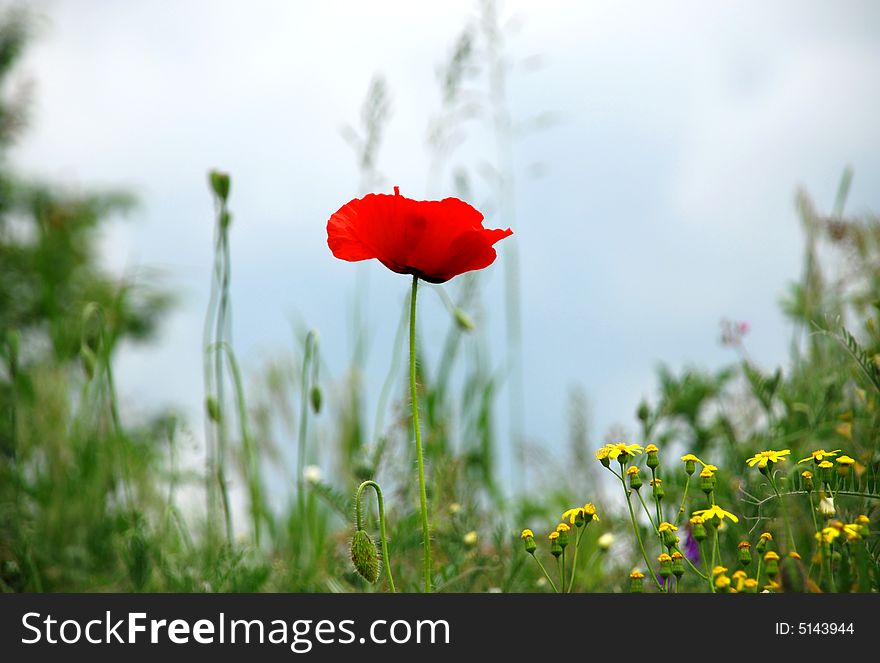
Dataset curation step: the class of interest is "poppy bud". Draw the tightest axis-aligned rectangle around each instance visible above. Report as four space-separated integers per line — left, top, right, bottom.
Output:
80 345 97 380
351 529 379 583
737 541 752 567
310 385 322 413
453 308 475 332
630 570 645 593
209 170 231 203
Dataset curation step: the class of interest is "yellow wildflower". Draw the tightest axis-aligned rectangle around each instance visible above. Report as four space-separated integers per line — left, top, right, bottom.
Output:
712 565 728 576
746 449 791 469
520 529 534 539
692 504 739 524
645 444 659 453
797 449 840 464
658 522 677 533
603 442 644 460
835 455 856 466
680 453 702 464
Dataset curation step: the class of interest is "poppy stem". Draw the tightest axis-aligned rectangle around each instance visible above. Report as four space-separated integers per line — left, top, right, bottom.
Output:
410 275 432 592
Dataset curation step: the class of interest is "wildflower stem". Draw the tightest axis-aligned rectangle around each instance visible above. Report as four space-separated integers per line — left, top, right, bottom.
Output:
699 541 715 593
529 553 559 593
769 473 797 553
409 275 432 592
561 548 566 593
619 474 663 591
675 476 691 527
566 526 585 593
355 480 396 592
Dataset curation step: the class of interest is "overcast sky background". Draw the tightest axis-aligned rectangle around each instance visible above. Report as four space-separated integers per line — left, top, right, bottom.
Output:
12 1 880 497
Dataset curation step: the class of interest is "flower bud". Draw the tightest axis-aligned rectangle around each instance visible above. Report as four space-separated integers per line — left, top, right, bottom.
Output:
671 551 685 579
350 529 379 583
658 522 678 549
549 531 562 558
737 541 752 567
646 444 660 469
595 448 610 468
651 478 664 500
520 529 537 554
205 396 221 423
658 553 672 579
818 496 835 519
836 455 855 477
818 460 834 485
755 532 772 554
700 468 716 495
209 170 231 203
743 578 758 593
763 551 780 578
80 345 97 380
453 308 475 332
556 523 570 549
627 466 642 491
800 470 813 492
690 516 707 543
715 574 731 592
629 570 645 593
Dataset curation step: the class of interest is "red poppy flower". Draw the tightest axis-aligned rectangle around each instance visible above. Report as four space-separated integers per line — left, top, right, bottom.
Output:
327 187 512 283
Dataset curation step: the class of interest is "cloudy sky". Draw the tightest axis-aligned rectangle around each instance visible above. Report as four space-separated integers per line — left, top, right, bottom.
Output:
14 0 880 494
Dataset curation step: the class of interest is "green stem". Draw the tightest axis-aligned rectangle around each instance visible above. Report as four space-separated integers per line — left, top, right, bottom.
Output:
769 473 797 553
566 526 586 593
409 276 432 592
700 541 715 592
619 474 662 591
355 481 396 592
561 548 566 593
529 553 559 593
635 490 661 547
675 476 691 526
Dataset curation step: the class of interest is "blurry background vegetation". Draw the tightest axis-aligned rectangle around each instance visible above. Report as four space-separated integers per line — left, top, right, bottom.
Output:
1 3 879 592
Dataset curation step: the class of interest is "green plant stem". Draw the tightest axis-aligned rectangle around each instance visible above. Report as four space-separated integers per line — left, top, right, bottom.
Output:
769 473 797 553
675 476 691 526
409 276 432 592
634 490 660 547
619 474 662 591
699 541 715 592
355 480 396 592
529 553 559 593
561 548 566 592
297 332 315 515
566 526 586 593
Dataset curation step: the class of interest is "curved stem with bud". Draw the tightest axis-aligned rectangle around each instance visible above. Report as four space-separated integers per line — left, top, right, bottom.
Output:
355 480 396 592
